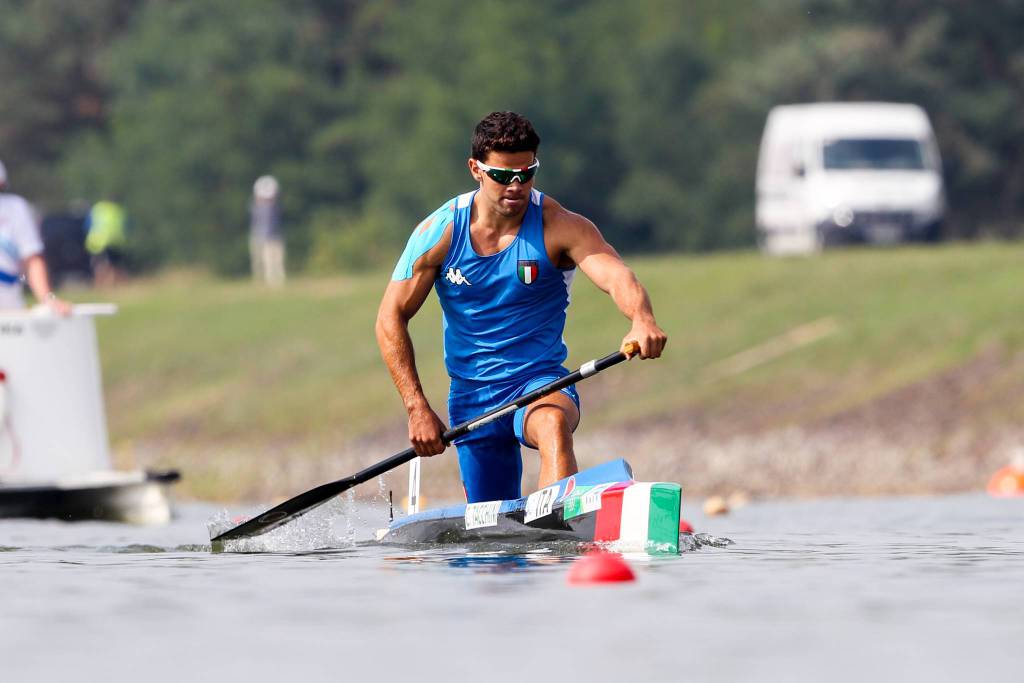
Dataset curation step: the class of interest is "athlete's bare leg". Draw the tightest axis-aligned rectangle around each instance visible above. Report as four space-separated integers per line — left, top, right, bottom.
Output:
522 391 580 489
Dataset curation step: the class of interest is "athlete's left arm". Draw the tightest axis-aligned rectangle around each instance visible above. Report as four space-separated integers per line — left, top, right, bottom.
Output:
549 202 667 359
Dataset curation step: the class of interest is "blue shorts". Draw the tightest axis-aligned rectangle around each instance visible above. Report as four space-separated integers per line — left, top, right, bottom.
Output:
448 370 581 504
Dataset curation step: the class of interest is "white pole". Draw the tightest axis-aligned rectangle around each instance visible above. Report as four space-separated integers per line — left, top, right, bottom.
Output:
407 456 421 514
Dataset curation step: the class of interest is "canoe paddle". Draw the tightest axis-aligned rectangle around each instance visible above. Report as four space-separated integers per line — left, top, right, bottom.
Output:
211 341 641 542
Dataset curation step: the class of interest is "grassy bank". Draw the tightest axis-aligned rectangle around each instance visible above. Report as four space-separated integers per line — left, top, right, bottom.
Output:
88 242 1024 501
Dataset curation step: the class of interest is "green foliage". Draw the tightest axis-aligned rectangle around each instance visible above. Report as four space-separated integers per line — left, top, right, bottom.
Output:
0 0 138 203
79 0 356 273
2 0 1023 271
305 207 401 272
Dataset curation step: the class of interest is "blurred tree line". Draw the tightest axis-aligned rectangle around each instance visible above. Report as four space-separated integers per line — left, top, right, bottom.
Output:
1 0 1021 274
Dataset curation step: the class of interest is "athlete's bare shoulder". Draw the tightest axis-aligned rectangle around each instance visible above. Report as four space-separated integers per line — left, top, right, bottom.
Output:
540 194 620 269
541 194 603 250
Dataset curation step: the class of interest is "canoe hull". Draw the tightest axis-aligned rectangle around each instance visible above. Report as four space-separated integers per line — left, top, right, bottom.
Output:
379 459 682 554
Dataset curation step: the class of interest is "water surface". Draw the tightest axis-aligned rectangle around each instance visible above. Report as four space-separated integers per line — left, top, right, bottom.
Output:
1 494 1021 682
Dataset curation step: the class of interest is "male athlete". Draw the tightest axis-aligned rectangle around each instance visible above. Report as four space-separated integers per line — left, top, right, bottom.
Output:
376 112 666 503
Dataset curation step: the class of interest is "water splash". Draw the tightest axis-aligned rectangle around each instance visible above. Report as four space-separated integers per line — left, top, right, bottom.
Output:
206 508 234 540
209 497 368 553
679 532 735 552
340 489 357 546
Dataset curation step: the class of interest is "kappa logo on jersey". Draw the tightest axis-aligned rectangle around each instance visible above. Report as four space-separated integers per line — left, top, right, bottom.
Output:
517 260 539 285
445 267 472 286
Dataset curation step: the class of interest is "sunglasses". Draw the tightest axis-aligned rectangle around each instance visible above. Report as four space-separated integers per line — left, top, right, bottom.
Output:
475 158 540 185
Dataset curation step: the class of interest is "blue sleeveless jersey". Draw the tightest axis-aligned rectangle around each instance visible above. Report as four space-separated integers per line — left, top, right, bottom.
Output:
392 188 576 387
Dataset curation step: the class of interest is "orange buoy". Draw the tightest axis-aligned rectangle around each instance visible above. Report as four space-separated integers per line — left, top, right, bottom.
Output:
987 465 1024 497
567 551 635 585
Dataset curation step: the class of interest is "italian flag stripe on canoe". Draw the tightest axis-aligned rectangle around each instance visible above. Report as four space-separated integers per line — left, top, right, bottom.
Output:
619 483 655 544
590 481 682 554
593 483 628 542
647 483 682 551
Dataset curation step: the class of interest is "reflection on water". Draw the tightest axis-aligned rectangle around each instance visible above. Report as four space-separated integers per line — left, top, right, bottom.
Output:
380 533 736 575
419 552 567 574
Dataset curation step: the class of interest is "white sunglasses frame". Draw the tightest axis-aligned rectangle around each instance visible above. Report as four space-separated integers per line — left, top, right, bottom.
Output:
474 158 541 184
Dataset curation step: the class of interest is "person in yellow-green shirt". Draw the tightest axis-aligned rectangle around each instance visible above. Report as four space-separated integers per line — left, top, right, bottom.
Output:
85 200 127 287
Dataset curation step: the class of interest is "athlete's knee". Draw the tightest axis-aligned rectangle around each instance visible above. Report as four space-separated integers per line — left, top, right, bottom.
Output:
528 405 573 437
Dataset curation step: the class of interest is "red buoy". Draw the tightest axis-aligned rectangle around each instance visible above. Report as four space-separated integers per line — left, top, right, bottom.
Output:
679 518 694 534
567 551 635 585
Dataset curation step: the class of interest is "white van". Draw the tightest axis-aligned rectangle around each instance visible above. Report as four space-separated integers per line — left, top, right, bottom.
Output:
755 102 945 255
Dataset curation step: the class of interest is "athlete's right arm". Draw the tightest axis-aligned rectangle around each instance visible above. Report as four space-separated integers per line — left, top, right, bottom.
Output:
375 220 453 457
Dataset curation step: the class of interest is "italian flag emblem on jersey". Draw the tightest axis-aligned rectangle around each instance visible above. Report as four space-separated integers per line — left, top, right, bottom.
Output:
517 260 539 285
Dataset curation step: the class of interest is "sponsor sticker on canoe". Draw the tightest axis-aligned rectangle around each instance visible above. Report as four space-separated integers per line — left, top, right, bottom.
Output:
464 501 502 530
561 486 591 520
563 482 615 520
561 476 576 502
524 484 560 523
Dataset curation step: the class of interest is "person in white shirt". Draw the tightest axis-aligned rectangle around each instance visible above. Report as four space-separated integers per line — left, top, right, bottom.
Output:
0 160 70 314
249 175 285 287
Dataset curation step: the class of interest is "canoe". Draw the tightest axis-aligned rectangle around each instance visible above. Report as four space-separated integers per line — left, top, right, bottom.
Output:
378 459 683 554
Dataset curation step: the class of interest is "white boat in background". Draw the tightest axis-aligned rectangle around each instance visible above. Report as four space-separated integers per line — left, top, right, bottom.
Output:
0 304 179 524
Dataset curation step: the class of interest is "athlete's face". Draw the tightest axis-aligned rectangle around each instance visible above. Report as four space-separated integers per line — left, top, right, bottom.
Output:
468 150 537 218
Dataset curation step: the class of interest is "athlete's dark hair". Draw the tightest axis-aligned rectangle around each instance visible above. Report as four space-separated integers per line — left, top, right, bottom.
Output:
471 111 540 161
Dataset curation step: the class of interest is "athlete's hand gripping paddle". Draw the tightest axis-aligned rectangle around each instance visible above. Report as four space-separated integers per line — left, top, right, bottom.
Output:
211 342 641 543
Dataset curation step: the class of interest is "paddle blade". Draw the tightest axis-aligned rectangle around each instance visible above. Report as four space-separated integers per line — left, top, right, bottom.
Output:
210 477 354 542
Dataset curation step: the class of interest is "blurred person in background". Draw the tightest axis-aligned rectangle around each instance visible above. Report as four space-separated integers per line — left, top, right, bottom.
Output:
249 175 285 287
0 160 70 315
84 199 127 288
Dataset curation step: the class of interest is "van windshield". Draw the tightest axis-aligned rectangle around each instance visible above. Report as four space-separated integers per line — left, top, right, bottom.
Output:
823 138 925 170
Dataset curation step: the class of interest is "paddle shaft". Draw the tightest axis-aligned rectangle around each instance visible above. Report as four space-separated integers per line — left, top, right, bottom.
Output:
211 342 639 542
